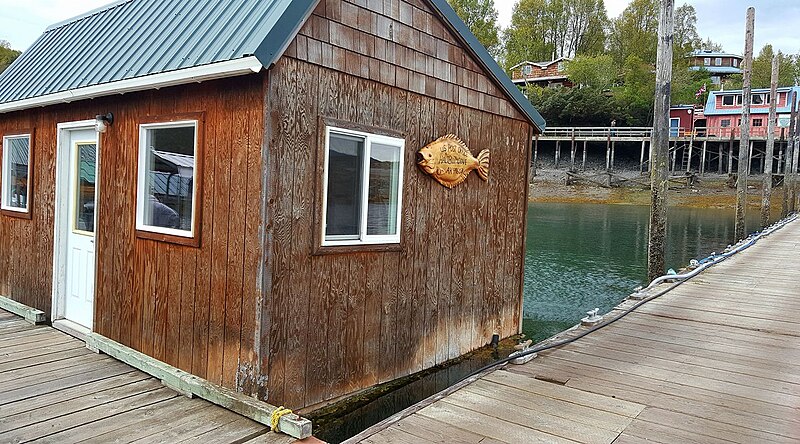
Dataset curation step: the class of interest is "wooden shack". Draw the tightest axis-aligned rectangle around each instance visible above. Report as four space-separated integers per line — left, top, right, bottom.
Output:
0 0 544 410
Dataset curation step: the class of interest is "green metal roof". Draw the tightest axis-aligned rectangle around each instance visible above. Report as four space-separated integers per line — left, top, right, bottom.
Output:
0 0 545 130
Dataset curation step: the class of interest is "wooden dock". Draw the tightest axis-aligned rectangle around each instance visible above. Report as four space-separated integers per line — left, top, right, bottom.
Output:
0 311 298 444
352 218 800 443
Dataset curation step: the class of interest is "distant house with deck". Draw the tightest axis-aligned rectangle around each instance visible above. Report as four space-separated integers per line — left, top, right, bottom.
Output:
703 86 800 137
687 50 743 85
510 57 573 88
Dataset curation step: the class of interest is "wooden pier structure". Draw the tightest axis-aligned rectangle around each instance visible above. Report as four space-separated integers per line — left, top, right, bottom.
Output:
535 126 797 176
351 217 800 443
0 311 300 444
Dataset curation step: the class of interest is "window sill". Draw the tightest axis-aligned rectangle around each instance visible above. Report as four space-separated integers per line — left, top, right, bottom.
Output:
1 208 32 220
136 229 200 247
313 243 402 256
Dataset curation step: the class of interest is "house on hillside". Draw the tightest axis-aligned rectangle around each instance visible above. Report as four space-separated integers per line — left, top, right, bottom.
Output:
703 86 800 137
687 50 743 85
510 57 573 88
0 0 544 412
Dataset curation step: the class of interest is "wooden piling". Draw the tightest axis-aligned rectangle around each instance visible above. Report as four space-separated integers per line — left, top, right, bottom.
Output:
718 142 723 174
582 140 587 171
555 140 561 168
686 132 695 172
611 141 616 171
647 0 674 282
700 140 707 175
784 100 796 216
606 132 611 171
533 134 539 178
728 130 735 175
570 128 577 171
735 7 754 241
761 54 779 227
640 140 647 173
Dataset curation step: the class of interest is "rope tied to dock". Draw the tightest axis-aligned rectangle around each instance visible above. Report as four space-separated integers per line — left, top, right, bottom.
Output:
270 406 293 433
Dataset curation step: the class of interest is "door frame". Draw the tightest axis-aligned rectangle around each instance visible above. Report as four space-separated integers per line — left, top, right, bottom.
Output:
52 120 102 332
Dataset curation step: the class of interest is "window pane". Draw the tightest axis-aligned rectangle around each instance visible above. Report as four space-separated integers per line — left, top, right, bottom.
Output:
142 126 195 231
722 96 733 105
75 143 96 232
752 94 763 105
367 143 401 236
5 136 29 209
326 133 363 238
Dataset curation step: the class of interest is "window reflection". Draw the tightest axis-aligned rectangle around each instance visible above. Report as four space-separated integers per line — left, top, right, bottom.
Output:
141 125 196 232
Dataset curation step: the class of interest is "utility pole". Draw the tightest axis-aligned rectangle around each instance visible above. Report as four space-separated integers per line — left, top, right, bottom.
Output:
647 0 674 283
761 54 779 227
735 7 754 241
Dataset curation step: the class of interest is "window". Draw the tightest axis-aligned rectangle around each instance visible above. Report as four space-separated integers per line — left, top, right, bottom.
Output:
522 65 532 76
752 94 764 105
322 127 404 246
736 95 743 105
733 59 739 67
715 57 722 66
557 61 565 72
722 95 734 106
136 119 201 243
704 58 711 66
721 119 731 128
1 132 33 217
753 118 763 127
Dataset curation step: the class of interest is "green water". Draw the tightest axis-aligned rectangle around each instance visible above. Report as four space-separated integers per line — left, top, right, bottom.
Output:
522 202 763 342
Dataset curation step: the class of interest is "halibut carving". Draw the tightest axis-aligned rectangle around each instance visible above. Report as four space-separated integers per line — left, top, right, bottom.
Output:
417 135 489 189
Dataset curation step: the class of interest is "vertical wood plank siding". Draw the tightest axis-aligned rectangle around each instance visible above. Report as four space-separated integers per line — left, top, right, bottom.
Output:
0 75 265 396
265 0 532 410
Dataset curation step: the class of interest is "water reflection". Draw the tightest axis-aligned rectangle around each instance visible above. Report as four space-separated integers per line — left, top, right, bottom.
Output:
523 202 764 341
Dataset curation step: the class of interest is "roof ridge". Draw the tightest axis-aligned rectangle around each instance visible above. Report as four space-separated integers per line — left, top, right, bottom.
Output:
45 0 134 32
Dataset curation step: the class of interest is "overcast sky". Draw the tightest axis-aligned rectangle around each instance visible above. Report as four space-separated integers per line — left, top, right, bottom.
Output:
2 0 799 56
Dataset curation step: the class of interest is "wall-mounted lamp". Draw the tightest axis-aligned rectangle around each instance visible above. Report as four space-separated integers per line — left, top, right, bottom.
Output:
95 113 114 133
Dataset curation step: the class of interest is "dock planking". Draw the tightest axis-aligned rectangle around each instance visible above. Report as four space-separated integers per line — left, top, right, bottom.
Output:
354 218 800 443
0 310 296 444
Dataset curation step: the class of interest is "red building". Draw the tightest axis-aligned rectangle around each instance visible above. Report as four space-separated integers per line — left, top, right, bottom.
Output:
703 87 800 137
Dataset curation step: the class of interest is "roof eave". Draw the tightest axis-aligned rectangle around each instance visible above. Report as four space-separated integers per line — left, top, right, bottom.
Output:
426 0 546 132
253 0 320 69
0 57 263 114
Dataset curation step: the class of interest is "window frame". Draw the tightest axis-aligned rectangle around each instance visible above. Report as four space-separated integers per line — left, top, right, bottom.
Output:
753 118 763 127
704 57 711 66
319 125 406 249
714 57 722 66
135 113 204 247
1 130 34 219
722 95 735 106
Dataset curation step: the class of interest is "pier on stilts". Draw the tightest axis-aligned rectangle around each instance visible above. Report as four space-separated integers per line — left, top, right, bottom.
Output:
533 126 794 180
348 216 800 443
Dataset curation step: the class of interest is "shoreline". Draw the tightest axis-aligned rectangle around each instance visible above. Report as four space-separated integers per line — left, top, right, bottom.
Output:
529 168 778 210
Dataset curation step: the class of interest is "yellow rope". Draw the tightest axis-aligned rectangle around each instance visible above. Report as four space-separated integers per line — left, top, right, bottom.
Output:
270 406 293 433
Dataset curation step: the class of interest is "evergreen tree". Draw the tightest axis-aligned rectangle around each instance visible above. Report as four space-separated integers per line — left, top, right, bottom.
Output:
607 0 659 65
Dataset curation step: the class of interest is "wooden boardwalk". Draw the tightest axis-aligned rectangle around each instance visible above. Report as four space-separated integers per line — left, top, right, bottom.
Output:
354 218 800 443
0 311 297 444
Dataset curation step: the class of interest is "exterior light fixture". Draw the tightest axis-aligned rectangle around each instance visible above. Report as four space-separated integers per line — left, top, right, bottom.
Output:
95 113 114 133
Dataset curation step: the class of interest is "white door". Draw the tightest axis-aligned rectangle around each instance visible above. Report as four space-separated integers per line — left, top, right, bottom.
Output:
62 128 98 328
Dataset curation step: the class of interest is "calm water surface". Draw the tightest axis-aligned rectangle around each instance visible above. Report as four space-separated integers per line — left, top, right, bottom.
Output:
522 202 763 341
316 202 765 442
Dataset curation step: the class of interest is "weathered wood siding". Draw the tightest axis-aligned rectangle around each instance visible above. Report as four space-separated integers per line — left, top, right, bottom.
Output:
265 0 533 410
0 75 266 396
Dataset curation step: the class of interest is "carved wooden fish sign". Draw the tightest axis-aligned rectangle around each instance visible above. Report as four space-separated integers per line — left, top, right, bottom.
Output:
417 135 489 189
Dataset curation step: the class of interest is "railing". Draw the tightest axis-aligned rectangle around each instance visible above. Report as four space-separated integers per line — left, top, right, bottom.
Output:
542 126 790 139
541 127 652 138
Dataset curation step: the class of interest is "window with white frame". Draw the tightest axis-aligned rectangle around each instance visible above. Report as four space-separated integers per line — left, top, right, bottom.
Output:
322 127 404 246
715 57 722 66
2 133 32 214
721 119 731 128
722 95 735 106
704 58 711 66
136 120 198 238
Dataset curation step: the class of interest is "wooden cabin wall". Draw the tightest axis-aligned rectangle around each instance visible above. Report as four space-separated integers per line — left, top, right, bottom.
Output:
0 75 266 396
0 108 60 314
265 56 531 409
